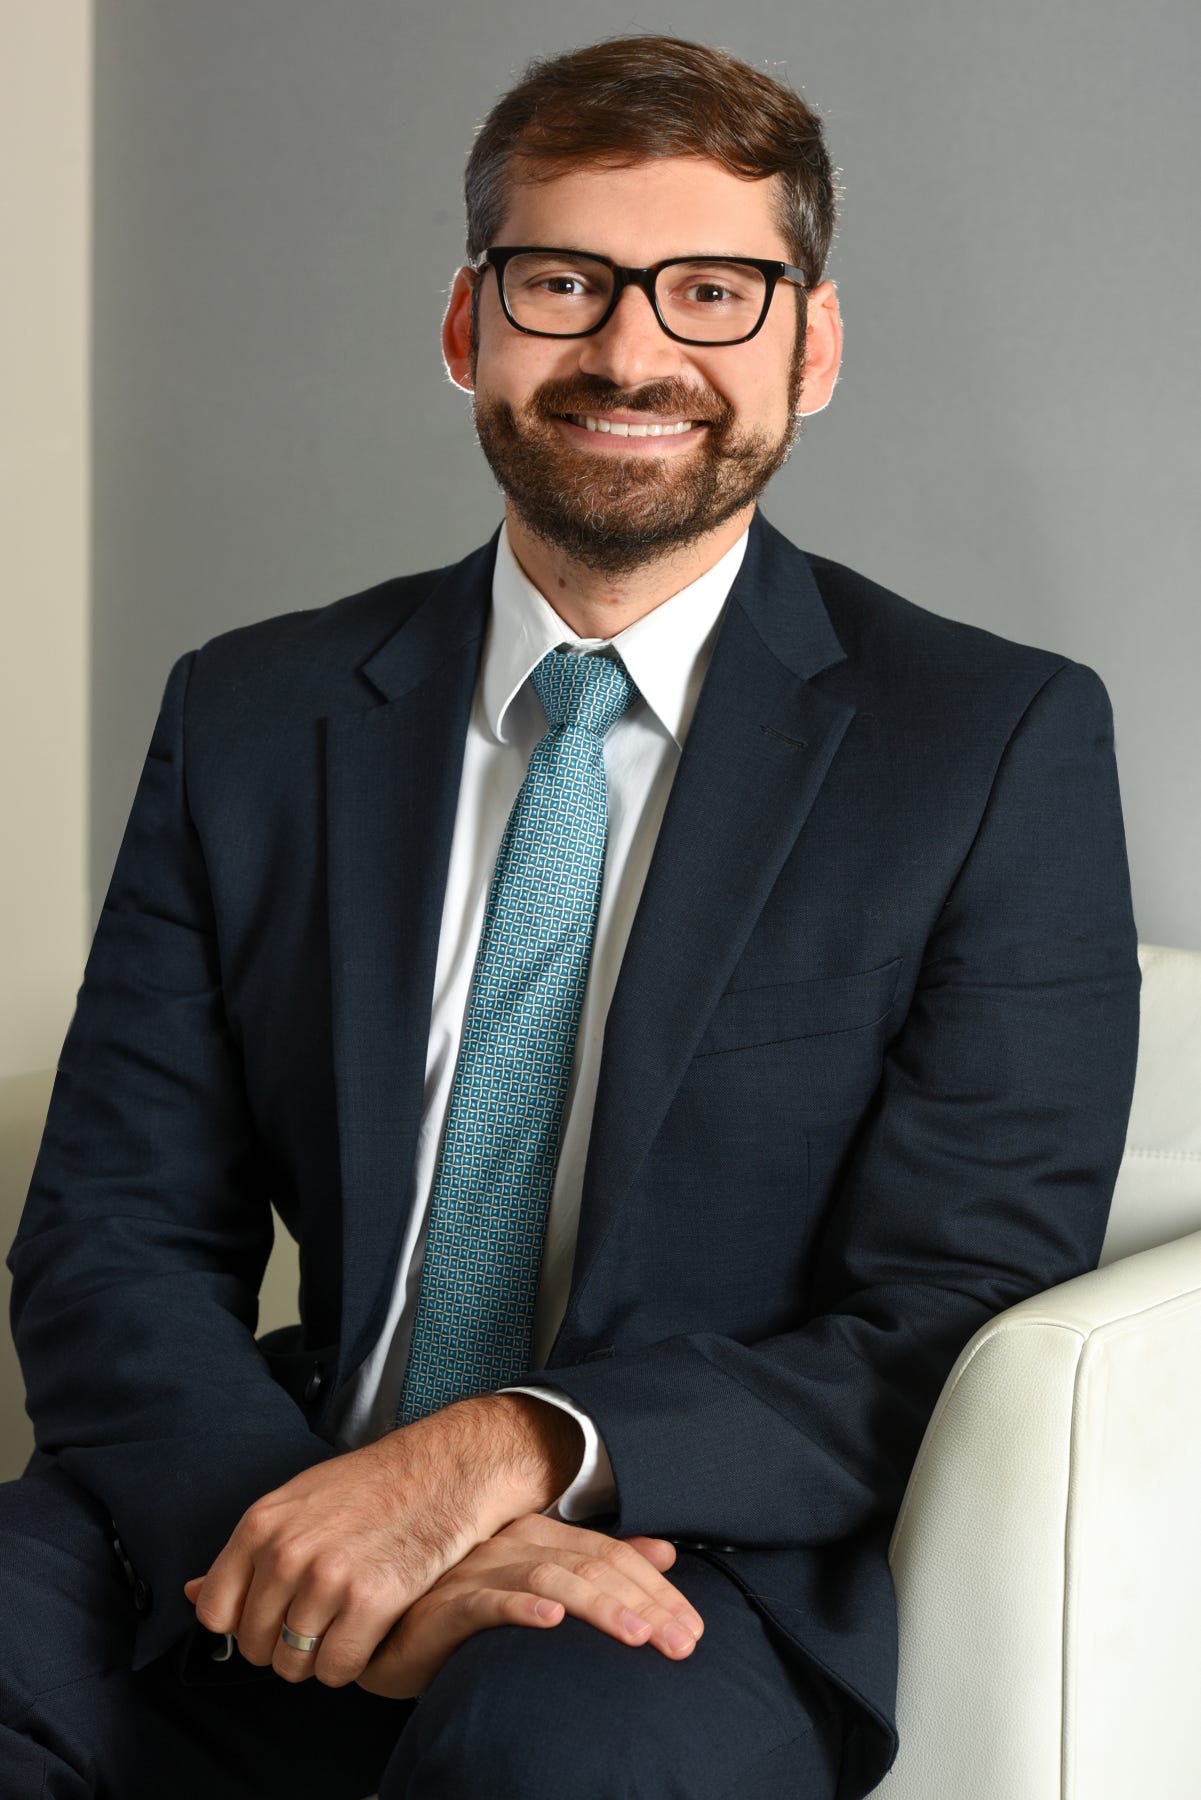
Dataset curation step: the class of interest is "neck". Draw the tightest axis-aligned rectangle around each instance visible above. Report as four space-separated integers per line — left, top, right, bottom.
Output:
503 503 755 639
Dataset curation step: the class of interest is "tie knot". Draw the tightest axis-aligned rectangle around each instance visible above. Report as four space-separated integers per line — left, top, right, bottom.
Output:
530 648 636 738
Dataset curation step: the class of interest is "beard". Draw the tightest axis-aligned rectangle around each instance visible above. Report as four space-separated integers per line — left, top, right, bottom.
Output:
469 341 806 579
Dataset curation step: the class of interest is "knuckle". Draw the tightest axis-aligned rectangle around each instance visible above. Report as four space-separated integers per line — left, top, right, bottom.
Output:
317 1654 360 1688
573 1555 609 1586
344 1578 386 1617
464 1585 502 1620
524 1560 561 1593
266 1539 306 1582
237 1503 273 1546
577 1532 619 1566
312 1550 349 1588
272 1658 309 1685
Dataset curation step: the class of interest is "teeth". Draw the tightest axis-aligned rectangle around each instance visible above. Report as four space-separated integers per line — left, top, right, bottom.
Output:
570 414 695 437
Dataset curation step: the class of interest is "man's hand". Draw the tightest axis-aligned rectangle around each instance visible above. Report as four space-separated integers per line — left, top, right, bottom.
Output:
183 1393 586 1687
356 1515 706 1699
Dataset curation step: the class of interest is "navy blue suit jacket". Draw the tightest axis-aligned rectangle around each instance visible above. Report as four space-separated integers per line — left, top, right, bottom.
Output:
11 510 1140 1796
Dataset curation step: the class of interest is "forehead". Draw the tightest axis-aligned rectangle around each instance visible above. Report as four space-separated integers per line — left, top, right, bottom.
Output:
495 155 790 263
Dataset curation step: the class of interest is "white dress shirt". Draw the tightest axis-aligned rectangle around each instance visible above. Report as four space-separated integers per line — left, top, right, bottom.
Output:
329 518 749 1519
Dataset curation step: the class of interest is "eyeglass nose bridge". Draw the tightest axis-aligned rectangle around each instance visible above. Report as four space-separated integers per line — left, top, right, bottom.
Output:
597 262 667 333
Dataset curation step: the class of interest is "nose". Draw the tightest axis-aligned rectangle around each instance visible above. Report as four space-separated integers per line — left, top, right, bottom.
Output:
575 280 683 390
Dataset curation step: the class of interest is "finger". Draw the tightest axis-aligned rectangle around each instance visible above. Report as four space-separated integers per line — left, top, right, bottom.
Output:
537 1525 705 1646
359 1586 563 1699
522 1554 701 1659
191 1538 255 1639
490 1518 704 1650
273 1607 338 1684
311 1581 415 1689
182 1576 205 1603
621 1536 677 1572
261 1566 401 1688
234 1558 320 1671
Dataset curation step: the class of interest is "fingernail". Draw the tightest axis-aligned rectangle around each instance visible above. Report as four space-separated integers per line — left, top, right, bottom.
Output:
663 1623 694 1654
678 1610 704 1638
621 1608 651 1637
535 1599 561 1620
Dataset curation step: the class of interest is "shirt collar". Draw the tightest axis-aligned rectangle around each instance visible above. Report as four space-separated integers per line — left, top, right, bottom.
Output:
484 519 750 750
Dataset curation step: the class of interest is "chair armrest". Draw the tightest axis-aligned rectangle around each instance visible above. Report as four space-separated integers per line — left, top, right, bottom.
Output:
871 1229 1201 1799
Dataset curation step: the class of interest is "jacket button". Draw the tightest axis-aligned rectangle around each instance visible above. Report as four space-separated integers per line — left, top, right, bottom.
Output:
304 1366 325 1403
131 1578 152 1614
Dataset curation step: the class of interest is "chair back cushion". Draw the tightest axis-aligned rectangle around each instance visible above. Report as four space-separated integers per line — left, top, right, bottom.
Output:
1101 943 1201 1264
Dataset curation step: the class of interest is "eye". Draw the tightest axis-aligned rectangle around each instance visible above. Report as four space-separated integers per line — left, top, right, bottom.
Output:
537 274 593 296
507 259 605 298
663 262 758 310
682 281 737 305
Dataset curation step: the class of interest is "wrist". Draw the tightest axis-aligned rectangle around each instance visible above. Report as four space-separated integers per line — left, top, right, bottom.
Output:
468 1392 586 1529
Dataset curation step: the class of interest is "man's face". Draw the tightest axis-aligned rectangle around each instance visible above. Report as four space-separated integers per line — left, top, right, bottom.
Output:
460 157 809 577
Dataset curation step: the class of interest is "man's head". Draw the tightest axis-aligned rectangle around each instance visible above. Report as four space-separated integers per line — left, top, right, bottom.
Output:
442 36 843 578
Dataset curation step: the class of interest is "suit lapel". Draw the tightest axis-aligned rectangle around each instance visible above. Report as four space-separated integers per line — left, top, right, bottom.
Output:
324 513 852 1383
551 512 854 1357
326 533 496 1385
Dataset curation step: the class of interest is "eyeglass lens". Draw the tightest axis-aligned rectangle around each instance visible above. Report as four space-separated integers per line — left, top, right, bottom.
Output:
500 253 769 342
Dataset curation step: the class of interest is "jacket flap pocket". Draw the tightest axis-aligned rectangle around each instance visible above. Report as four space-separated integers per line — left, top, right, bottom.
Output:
694 958 902 1056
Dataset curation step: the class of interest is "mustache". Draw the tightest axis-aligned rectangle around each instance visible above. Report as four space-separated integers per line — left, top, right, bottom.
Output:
529 377 732 427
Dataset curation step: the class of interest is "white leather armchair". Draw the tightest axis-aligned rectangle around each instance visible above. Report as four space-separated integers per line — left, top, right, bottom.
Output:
871 944 1201 1798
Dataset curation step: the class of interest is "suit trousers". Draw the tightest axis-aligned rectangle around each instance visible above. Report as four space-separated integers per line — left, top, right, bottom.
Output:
0 1460 843 1800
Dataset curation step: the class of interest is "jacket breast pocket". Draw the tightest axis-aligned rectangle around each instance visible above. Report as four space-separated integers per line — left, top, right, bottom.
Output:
692 957 902 1058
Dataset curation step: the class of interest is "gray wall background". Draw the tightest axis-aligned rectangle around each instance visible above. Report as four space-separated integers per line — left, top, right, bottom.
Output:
92 0 1200 946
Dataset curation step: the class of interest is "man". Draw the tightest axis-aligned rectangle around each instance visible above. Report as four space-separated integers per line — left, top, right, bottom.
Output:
3 33 1140 1800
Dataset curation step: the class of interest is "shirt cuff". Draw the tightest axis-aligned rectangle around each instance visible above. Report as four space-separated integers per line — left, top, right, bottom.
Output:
499 1385 618 1522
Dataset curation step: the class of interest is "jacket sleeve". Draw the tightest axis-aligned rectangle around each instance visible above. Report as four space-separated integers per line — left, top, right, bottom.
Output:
525 660 1142 1546
7 652 337 1668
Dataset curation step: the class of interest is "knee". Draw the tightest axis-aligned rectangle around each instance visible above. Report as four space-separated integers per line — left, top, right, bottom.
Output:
378 1619 650 1800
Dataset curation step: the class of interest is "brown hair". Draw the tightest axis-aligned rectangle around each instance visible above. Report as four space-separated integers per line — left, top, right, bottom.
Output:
463 35 839 291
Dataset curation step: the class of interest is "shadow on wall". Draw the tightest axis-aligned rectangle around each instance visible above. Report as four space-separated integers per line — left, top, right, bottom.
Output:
0 1069 50 1481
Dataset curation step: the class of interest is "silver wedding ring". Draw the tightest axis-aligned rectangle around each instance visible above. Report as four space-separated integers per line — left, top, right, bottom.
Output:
280 1623 323 1653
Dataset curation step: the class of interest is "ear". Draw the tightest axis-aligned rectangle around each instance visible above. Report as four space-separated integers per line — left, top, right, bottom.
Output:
442 266 478 392
798 279 843 417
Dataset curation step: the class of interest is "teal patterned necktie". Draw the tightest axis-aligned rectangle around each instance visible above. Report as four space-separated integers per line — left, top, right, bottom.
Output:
396 646 637 1426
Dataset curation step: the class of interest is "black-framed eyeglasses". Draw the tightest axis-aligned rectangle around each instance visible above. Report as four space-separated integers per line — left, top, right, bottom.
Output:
476 247 808 347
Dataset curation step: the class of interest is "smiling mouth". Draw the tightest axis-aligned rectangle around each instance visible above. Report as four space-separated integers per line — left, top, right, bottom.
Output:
558 412 704 438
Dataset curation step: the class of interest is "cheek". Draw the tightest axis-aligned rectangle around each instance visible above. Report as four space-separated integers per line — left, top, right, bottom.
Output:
732 375 794 436
710 338 796 429
475 331 584 404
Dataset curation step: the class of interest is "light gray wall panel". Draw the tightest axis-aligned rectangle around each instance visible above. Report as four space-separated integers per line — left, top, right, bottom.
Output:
93 0 1200 944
